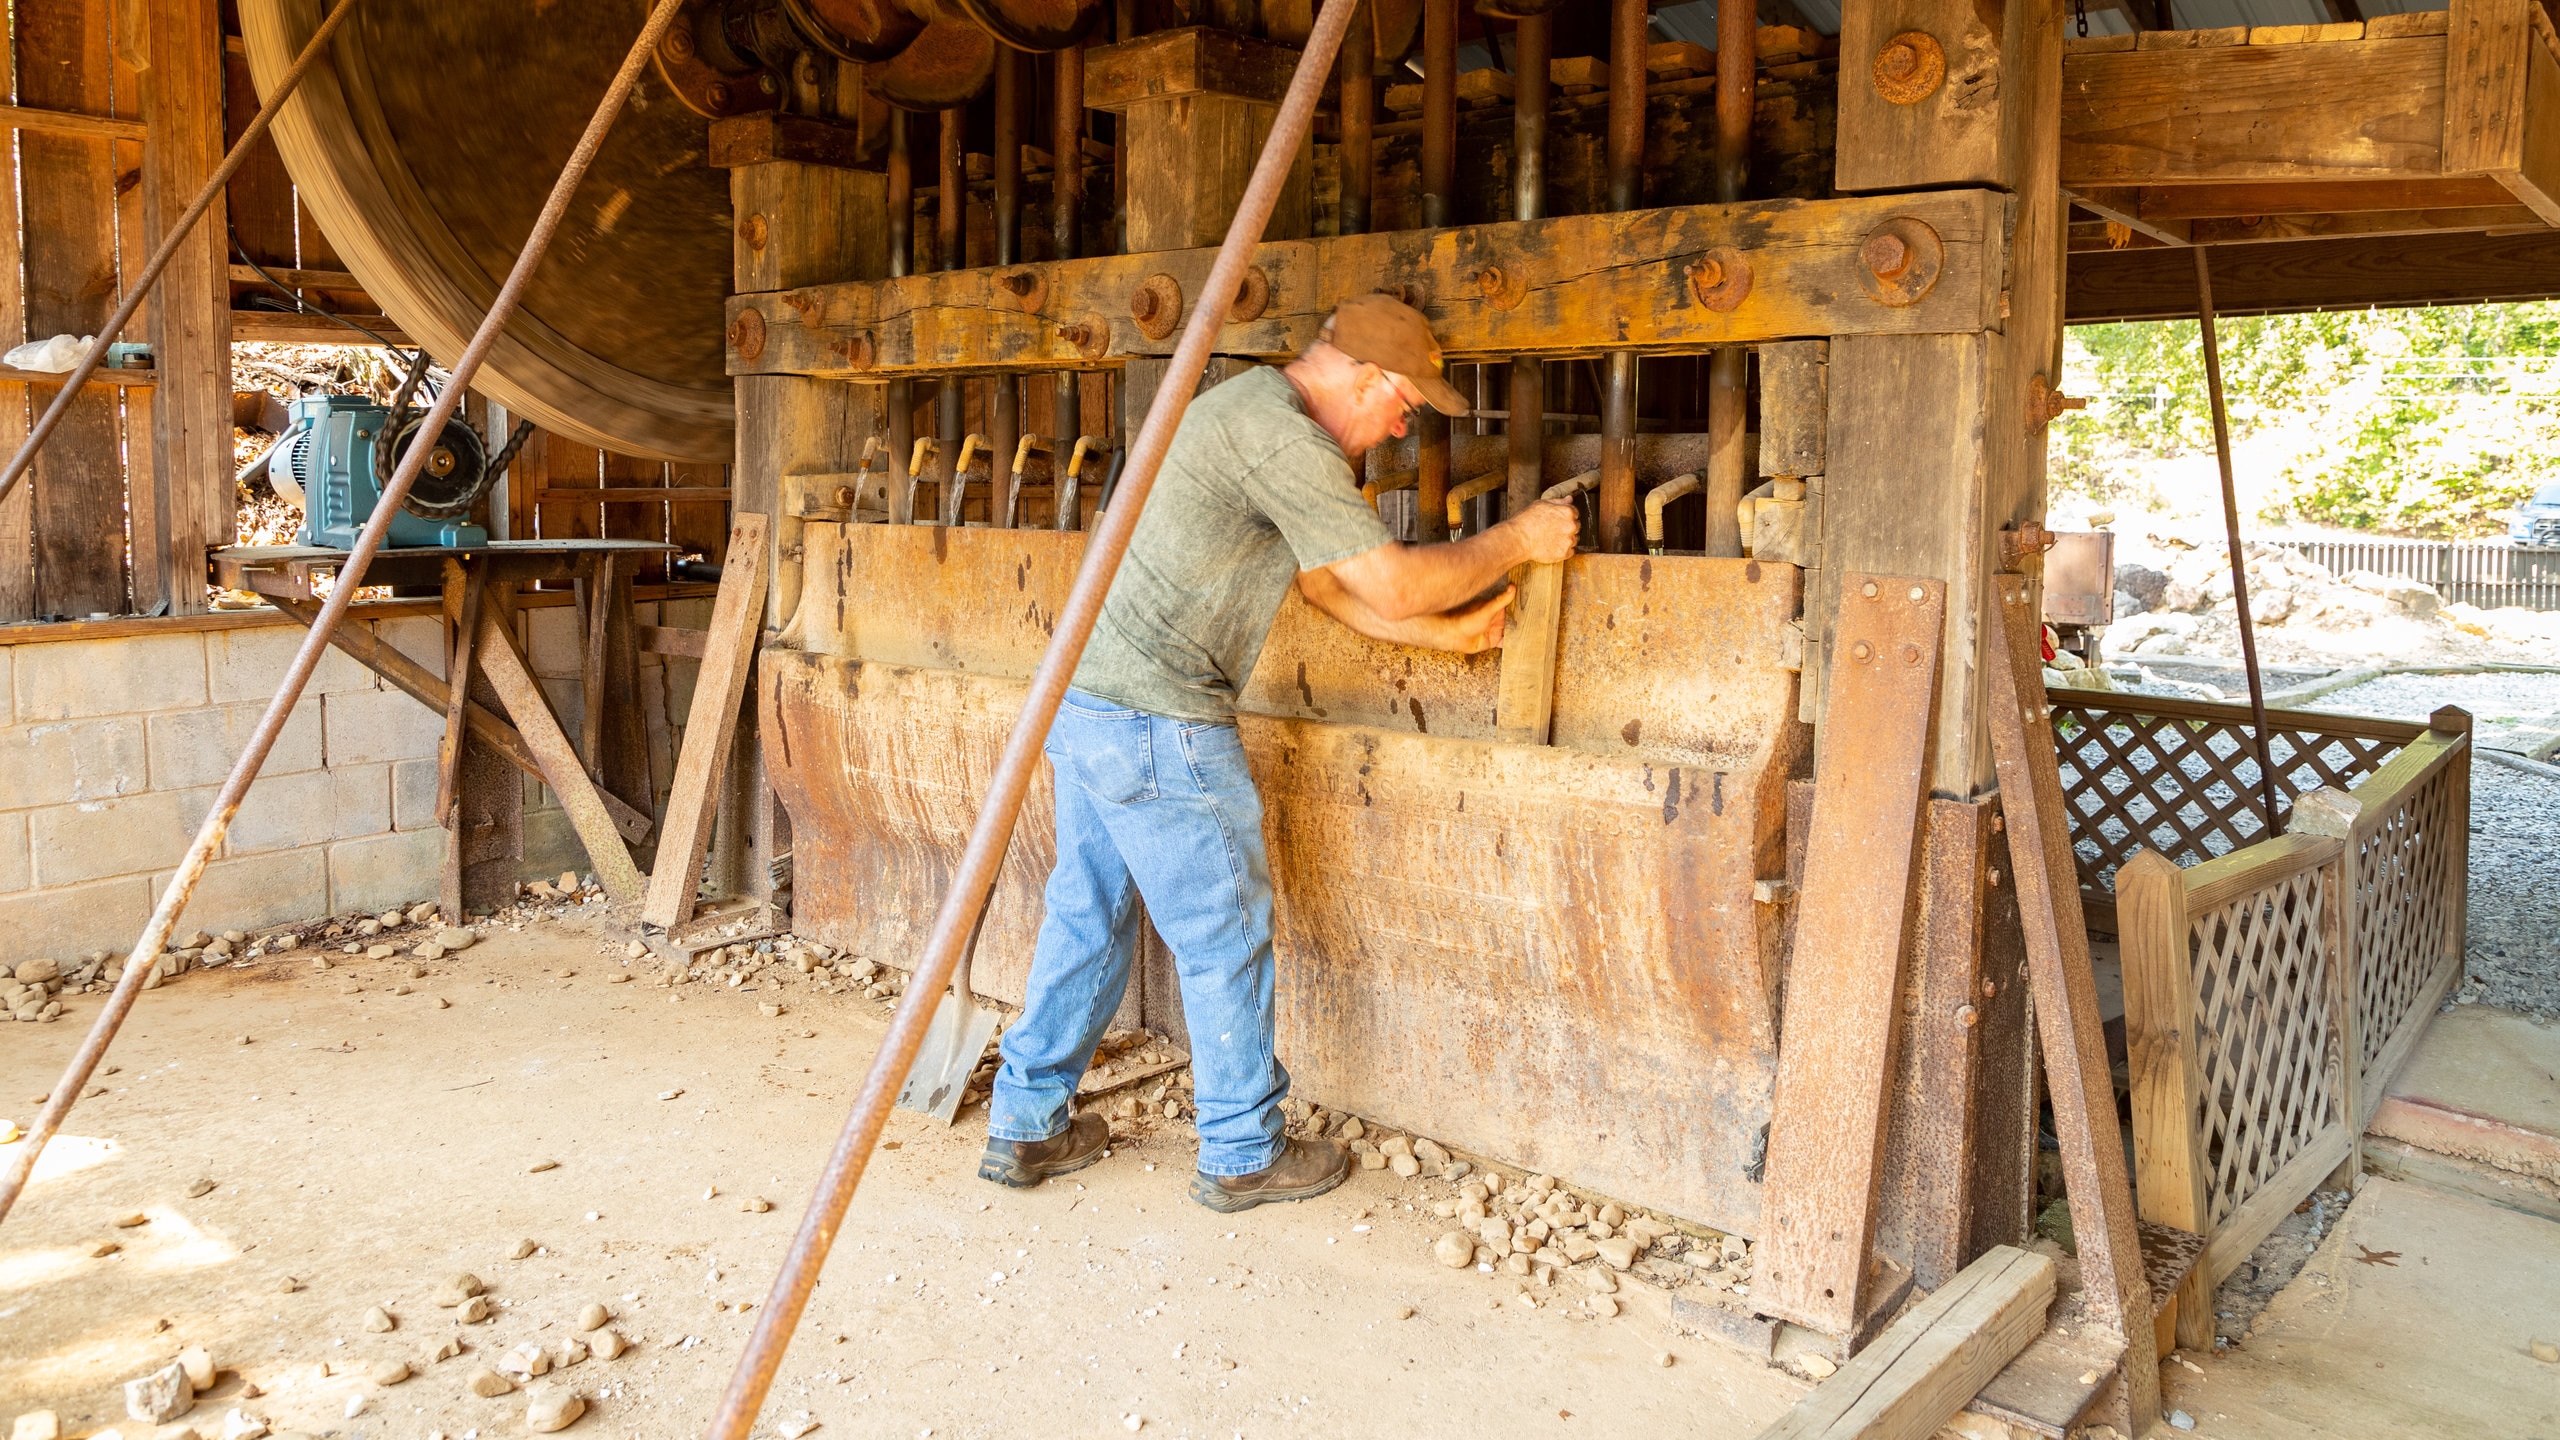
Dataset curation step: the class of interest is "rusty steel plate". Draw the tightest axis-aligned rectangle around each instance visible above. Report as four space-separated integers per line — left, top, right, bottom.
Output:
772 523 1807 1230
243 0 735 461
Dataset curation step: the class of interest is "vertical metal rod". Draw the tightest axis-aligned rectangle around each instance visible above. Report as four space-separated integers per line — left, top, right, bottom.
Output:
2193 247 2284 834
1419 0 1456 228
1505 13 1549 520
1338 0 1374 238
1702 0 1755 558
699 5 1359 1434
1598 0 1648 551
992 50 1023 527
887 107 915 524
0 0 362 512
936 104 967 517
1054 41 1087 529
0 0 689 1228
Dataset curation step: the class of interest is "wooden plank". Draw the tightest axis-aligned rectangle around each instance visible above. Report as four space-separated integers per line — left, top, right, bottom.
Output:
641 513 772 930
225 309 411 346
2132 175 2518 216
268 595 655 845
2115 848 2215 1351
435 558 486 824
219 43 298 276
2201 1124 2355 1280
707 112 867 170
1754 1246 2056 1440
2068 225 2560 318
1981 573 2159 1429
474 600 644 902
20 0 127 620
2372 9 2456 37
640 624 710 658
1491 561 1562 745
723 190 2009 379
226 262 364 291
1759 339 1827 478
540 486 733 505
1758 572 1946 1336
2189 204 2543 243
2445 0 2534 177
2248 20 2366 43
1836 0 2013 190
1967 1326 2128 1437
0 100 145 140
1875 798 1994 1293
2060 39 2452 187
1081 25 1300 109
144 0 230 618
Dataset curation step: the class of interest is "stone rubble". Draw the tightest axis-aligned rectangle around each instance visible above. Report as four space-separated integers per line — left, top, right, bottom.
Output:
124 1362 193 1424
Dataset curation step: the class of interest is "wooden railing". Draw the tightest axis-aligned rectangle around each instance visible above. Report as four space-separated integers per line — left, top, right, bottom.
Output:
2110 706 2470 1348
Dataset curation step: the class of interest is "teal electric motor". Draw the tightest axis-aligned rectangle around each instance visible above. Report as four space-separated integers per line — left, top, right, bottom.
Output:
261 394 495 548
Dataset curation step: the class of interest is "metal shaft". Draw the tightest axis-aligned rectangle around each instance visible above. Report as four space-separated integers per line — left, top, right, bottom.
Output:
0 0 689 1228
698 4 1360 1434
0 0 363 514
1419 0 1456 228
1599 0 1648 552
1505 13 1549 520
1338 0 1374 238
992 49 1023 527
1053 39 1086 526
887 107 915 524
1702 0 1755 558
2193 247 2284 834
936 105 968 516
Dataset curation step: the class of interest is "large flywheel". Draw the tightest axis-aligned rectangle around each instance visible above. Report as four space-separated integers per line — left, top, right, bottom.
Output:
242 0 1105 464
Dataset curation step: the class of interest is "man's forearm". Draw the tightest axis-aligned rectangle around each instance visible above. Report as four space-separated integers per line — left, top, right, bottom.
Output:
1297 567 1507 654
1332 527 1527 622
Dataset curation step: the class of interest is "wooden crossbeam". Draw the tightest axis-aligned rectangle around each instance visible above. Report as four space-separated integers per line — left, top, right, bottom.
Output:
642 515 771 930
722 190 2007 380
474 603 645 903
1755 1247 2057 1440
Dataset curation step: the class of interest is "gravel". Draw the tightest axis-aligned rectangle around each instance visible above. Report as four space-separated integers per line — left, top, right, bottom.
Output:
2307 670 2560 731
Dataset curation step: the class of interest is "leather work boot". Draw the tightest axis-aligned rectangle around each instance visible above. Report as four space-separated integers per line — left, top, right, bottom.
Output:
1188 1136 1352 1213
977 1112 1112 1188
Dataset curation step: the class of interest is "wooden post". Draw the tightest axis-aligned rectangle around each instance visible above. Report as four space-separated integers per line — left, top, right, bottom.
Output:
142 0 229 617
2116 847 2214 1353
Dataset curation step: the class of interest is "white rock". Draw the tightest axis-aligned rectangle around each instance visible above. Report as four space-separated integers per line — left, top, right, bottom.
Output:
524 1387 583 1434
363 1306 396 1333
1578 1266 1618 1294
13 1412 60 1440
577 1302 609 1332
1595 1237 1639 1270
1433 1232 1474 1269
178 1347 216 1391
467 1369 515 1398
497 1343 551 1380
1799 1353 1838 1380
591 1331 626 1361
219 1412 267 1440
126 1362 194 1424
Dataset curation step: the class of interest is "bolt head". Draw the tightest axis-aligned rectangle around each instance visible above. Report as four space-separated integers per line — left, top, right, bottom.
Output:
664 28 696 59
707 81 732 107
1477 266 1507 295
1852 640 1874 663
1863 232 1911 280
1861 581 1879 598
1130 289 1157 320
1954 1003 1980 1028
1877 41 1917 79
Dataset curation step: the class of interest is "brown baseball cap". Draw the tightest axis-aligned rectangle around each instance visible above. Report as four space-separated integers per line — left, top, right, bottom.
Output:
1325 293 1471 417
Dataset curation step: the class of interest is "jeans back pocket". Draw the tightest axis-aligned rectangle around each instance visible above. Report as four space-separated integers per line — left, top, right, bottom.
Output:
1058 706 1157 804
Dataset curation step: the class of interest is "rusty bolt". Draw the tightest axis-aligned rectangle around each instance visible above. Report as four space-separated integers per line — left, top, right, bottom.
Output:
1861 581 1880 598
1863 232 1911 281
708 81 732 107
727 307 767 361
1057 321 1091 347
739 214 769 252
1901 643 1921 666
1872 31 1946 105
1877 41 1919 81
1982 977 1998 998
1851 640 1874 663
1953 1003 1980 1029
1130 288 1159 322
759 73 779 96
1477 265 1507 297
1000 271 1039 298
664 27 696 59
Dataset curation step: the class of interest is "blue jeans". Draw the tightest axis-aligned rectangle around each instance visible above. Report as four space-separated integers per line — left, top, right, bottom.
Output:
988 690 1288 1177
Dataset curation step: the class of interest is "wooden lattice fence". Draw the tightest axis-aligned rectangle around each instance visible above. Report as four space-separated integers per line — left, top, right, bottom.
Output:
2102 700 2470 1348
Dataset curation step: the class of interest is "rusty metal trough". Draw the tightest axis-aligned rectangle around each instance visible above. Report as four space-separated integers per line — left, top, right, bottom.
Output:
766 521 1807 1234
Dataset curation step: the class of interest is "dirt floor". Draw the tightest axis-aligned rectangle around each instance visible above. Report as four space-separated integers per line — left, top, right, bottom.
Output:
3 906 1812 1440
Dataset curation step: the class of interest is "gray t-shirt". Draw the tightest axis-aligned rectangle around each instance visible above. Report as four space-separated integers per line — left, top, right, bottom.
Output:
1073 365 1390 723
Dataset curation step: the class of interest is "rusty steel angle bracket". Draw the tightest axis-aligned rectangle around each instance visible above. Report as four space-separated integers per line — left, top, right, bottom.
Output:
1982 571 2162 1435
1756 572 1946 1338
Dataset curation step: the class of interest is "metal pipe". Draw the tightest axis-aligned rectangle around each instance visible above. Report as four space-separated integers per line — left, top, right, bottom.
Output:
2194 247 2284 834
1339 0 1374 237
887 107 916 523
1419 0 1456 228
1505 13 1549 521
992 51 1023 526
1444 469 1508 530
0 0 363 513
936 104 966 518
1598 0 1647 551
1701 0 1756 557
0 0 690 1229
1052 41 1086 525
701 6 1358 1435
1645 470 1702 553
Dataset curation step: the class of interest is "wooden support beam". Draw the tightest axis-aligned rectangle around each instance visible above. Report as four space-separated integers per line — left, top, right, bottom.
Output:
1758 573 1946 1337
1491 560 1562 744
2187 203 2545 243
142 0 231 620
227 261 364 291
2065 224 2560 319
1754 1246 2056 1440
0 101 145 141
2445 0 2560 225
475 601 644 902
1081 25 1299 109
642 514 771 931
2116 848 2218 1353
2128 175 2518 217
1983 573 2160 1431
2061 35 2452 187
725 190 2008 379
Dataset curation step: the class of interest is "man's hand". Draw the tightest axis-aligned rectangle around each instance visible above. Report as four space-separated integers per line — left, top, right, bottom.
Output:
1502 498 1581 566
1436 585 1514 654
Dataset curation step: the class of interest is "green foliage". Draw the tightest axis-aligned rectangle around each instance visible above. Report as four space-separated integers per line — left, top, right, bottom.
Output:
2051 302 2560 536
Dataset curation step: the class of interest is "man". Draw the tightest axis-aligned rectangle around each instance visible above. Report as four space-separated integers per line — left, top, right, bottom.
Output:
979 295 1579 1211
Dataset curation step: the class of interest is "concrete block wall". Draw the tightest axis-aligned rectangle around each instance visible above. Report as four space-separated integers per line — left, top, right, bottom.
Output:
0 598 712 966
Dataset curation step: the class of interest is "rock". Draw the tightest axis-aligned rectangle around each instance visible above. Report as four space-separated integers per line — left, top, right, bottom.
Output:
435 997 451 1009
2167 1411 2196 1432
1378 1134 1413 1160
413 943 447 962
1359 1151 1386 1171
1624 1217 1671 1247
14 1412 59 1440
178 1347 216 1391
436 1273 485 1307
126 1361 194 1423
426 1337 463 1363
185 1178 216 1199
457 1297 494 1323
407 902 440 925
1799 1353 1837 1380
370 1361 410 1387
1578 1266 1619 1294
1392 1304 1416 1320
577 1303 609 1332
528 1160 559 1174
1584 1294 1619 1318
363 1306 396 1333
218 1412 266 1440
2114 563 2168 612
508 1238 538 1259
1434 1231 1475 1269
437 928 476 952
15 959 59 984
742 1196 773 1213
1440 1161 1472 1182
591 1331 626 1361
1337 1116 1365 1142
2534 1339 2560 1364
366 944 397 961
115 1211 149 1228
553 1339 588 1369
91 1240 123 1258
1476 1218 1509 1251
758 1003 784 1019
525 1388 583 1434
355 920 382 938
1595 1237 1639 1270
277 1276 301 1293
1390 1154 1421 1178
497 1343 551 1380
467 1369 515 1398
1414 1138 1450 1169
378 909 406 928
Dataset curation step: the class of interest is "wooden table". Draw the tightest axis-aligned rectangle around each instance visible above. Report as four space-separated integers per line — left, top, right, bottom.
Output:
212 541 679 920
